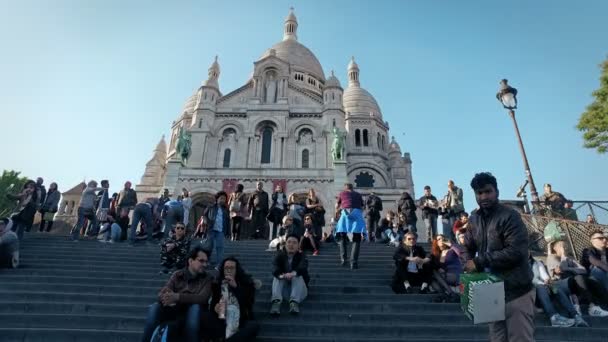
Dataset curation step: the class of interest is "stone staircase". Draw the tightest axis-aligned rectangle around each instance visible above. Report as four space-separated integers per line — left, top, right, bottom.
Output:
1 234 608 341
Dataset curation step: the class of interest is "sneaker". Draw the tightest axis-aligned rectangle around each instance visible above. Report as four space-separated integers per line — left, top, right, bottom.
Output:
269 300 281 316
574 314 590 327
589 304 608 317
289 301 300 315
350 263 358 270
312 250 319 256
419 285 430 294
550 314 575 327
574 304 582 317
404 286 413 294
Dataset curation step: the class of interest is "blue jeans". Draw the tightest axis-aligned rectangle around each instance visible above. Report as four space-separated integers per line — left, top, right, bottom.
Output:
208 230 225 268
71 207 97 240
536 284 577 318
130 204 153 243
142 303 200 342
590 267 608 292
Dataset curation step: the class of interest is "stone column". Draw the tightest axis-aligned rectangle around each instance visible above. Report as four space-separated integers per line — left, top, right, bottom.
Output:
331 160 348 222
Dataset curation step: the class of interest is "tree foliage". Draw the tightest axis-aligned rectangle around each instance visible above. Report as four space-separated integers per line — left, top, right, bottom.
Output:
578 57 608 154
0 170 29 217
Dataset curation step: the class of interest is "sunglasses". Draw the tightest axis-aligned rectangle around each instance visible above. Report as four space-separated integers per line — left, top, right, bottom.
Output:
175 226 185 230
406 238 415 241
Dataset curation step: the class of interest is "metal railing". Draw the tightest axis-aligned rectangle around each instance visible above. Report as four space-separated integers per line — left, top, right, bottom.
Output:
522 213 608 260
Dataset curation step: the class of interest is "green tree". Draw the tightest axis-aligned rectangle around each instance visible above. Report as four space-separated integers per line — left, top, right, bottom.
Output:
0 170 29 217
578 57 608 154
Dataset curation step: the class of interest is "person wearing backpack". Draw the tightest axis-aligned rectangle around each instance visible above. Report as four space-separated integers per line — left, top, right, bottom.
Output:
365 192 383 242
228 184 247 241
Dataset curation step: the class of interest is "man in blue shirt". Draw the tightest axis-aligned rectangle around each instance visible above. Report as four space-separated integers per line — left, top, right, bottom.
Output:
162 197 184 239
203 191 230 268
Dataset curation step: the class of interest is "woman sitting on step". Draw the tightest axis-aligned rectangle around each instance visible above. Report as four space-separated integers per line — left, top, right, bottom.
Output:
429 234 462 303
200 256 260 342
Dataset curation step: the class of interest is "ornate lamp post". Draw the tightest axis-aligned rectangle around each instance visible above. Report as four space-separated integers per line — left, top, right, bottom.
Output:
496 79 540 206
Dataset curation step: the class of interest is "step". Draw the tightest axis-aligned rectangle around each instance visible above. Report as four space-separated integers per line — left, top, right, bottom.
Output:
0 328 139 342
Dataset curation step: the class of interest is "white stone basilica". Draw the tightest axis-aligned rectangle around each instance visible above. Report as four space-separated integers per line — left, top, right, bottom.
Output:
136 9 414 221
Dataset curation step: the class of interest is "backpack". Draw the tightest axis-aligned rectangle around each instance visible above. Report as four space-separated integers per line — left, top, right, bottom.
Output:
543 220 565 243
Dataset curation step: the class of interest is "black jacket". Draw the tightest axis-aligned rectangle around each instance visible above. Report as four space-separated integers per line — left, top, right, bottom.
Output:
393 244 427 267
581 247 608 272
272 251 310 286
365 195 383 218
204 204 230 233
418 195 439 218
397 194 418 224
464 204 533 302
210 277 256 324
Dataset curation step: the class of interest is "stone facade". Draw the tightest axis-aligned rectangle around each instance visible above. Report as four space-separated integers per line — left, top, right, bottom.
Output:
136 9 415 226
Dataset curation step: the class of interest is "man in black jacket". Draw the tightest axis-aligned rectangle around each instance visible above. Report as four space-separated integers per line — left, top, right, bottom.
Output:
248 182 269 239
270 234 309 316
463 172 534 342
418 185 439 242
391 232 432 294
365 192 383 241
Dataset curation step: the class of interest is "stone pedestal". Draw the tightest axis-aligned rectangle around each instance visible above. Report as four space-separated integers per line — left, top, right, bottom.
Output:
164 158 182 196
330 160 348 224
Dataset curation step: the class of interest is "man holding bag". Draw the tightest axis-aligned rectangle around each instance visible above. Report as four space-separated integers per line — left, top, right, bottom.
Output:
463 172 534 342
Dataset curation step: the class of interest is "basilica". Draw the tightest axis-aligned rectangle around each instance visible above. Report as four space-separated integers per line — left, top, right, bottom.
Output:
136 8 414 224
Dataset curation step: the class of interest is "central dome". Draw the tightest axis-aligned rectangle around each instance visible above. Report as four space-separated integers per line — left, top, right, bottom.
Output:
261 39 325 82
258 8 325 82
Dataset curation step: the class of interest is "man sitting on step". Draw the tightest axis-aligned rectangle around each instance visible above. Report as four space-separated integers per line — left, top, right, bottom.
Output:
391 232 433 294
142 246 214 342
270 234 310 316
159 222 192 274
0 218 19 268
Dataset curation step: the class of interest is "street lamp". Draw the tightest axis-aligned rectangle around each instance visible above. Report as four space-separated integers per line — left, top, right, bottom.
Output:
496 79 540 207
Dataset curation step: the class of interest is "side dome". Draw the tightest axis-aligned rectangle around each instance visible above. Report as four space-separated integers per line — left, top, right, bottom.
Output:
325 71 341 88
343 86 382 118
344 57 382 118
181 91 198 114
260 39 325 82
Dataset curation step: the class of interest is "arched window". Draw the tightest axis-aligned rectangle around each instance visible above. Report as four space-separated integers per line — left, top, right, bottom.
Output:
261 127 273 164
355 172 375 188
355 129 361 147
363 129 369 146
302 149 309 169
223 149 231 168
381 135 386 151
377 132 381 148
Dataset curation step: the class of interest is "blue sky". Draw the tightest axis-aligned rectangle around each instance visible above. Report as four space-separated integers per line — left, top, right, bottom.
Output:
1 1 607 220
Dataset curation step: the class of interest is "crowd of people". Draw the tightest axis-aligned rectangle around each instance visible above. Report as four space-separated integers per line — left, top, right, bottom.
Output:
2 173 608 342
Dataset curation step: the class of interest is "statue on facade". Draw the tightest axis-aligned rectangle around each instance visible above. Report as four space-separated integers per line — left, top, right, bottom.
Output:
331 127 346 162
176 127 192 165
265 74 277 103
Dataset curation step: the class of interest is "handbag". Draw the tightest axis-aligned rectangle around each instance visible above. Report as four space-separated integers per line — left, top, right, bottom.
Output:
198 232 214 253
